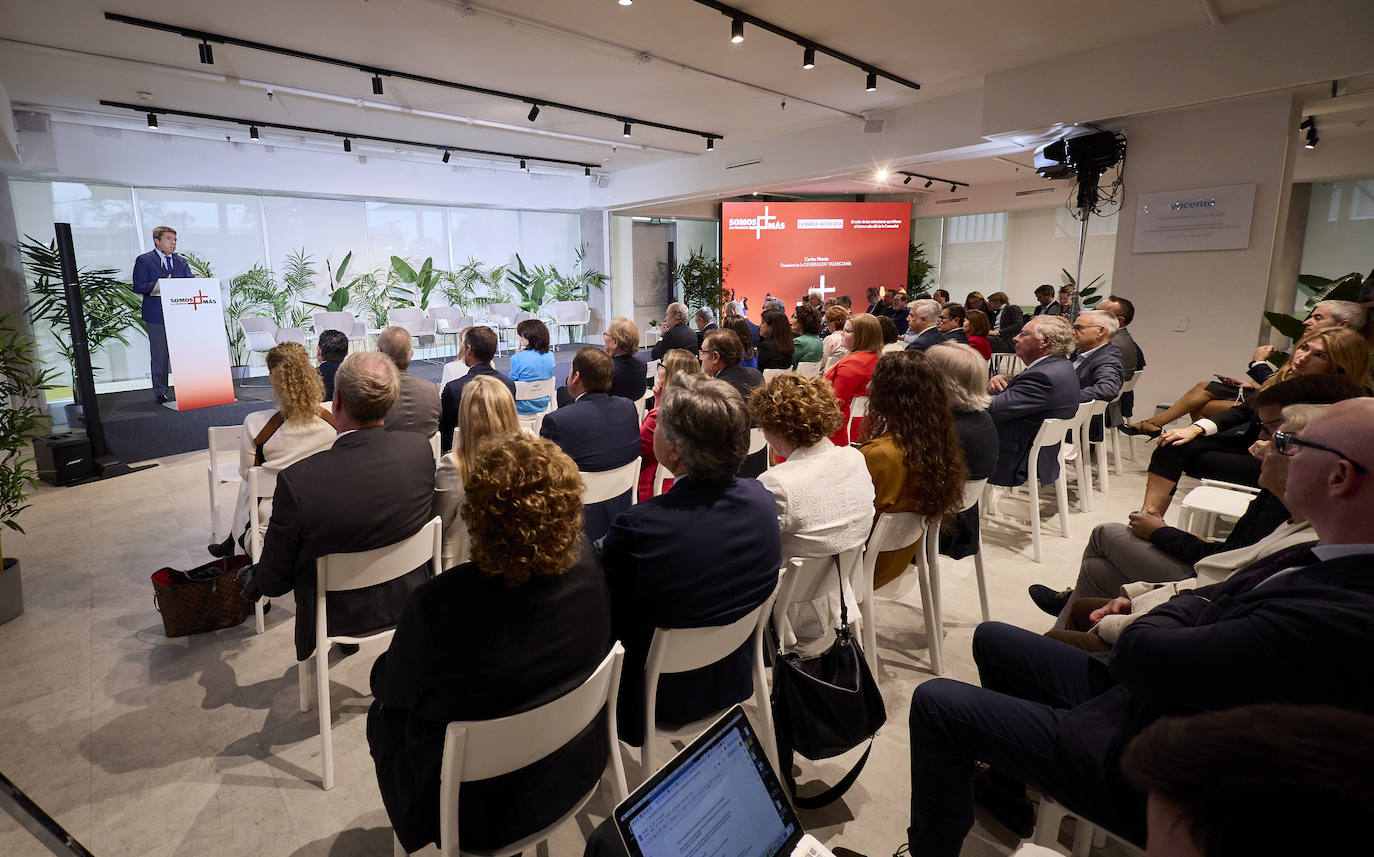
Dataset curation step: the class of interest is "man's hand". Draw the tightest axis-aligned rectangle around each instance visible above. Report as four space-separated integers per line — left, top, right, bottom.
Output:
237 566 262 603
1252 345 1277 363
1159 425 1204 447
1089 597 1131 624
988 374 1009 394
1127 511 1167 540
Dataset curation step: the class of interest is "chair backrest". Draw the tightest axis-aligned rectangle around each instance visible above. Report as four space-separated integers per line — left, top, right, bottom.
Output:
1030 416 1076 451
762 368 787 383
1121 370 1142 394
428 307 472 332
795 361 821 377
429 432 441 461
850 395 869 420
772 549 864 645
439 360 469 391
1199 478 1262 495
960 478 989 513
312 311 357 337
580 459 641 505
865 511 928 556
747 427 767 457
386 307 427 334
633 391 648 422
274 327 306 346
645 585 778 677
992 353 1025 378
239 317 278 353
651 463 672 497
644 359 660 384
207 425 243 478
247 466 277 562
488 303 520 325
314 516 442 595
1088 398 1110 420
515 378 556 406
551 300 591 325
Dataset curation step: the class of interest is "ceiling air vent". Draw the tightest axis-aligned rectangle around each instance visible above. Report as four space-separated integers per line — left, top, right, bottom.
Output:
935 197 969 205
862 119 885 134
726 157 762 170
1014 187 1057 197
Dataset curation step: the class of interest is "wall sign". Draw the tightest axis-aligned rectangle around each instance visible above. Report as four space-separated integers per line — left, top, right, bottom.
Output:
1132 183 1256 253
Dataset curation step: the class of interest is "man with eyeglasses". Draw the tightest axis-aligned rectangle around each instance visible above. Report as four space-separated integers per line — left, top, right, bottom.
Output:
904 396 1374 857
937 304 970 346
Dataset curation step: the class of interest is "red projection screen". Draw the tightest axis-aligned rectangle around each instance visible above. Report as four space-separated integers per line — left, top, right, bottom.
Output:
720 201 910 313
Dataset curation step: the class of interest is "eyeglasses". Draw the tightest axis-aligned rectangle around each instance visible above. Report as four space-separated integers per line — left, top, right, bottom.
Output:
1272 430 1367 473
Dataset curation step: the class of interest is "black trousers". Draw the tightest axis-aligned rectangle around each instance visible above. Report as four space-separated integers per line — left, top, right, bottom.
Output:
147 321 170 398
1146 434 1261 488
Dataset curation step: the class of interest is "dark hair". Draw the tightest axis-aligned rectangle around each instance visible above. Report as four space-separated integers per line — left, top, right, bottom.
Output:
1034 284 1055 299
839 295 852 308
658 374 750 479
866 286 881 300
877 315 899 344
571 346 613 392
964 309 990 337
1122 705 1374 857
1251 373 1366 411
794 303 823 336
760 308 795 357
152 225 177 241
517 318 550 353
933 289 949 302
861 350 966 519
941 304 966 323
317 329 348 362
464 325 499 363
720 319 753 361
1106 294 1135 326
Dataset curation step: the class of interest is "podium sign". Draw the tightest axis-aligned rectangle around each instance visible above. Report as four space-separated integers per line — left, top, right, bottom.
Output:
160 278 235 410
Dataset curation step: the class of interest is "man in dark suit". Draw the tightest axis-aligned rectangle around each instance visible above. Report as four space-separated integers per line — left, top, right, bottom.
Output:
651 302 698 359
724 300 760 345
540 347 640 542
131 225 196 404
700 328 763 404
905 299 945 351
937 304 971 346
439 326 515 452
1031 284 1062 316
1097 296 1143 421
694 307 718 348
600 373 781 747
377 326 440 437
865 286 893 317
986 316 1081 487
987 291 1026 340
1071 310 1126 443
241 352 438 662
891 291 912 334
904 398 1374 857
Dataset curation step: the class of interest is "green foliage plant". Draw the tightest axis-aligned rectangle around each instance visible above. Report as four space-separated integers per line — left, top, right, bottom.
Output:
546 244 609 304
907 243 936 292
0 313 58 565
1060 269 1105 309
1263 269 1369 365
668 246 733 318
390 256 442 310
506 254 549 313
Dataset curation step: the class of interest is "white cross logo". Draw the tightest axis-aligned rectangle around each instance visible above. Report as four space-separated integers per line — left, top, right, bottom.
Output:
754 206 777 239
815 274 836 297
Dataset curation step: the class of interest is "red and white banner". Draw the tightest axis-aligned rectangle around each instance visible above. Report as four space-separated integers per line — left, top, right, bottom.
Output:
720 201 910 312
162 278 235 410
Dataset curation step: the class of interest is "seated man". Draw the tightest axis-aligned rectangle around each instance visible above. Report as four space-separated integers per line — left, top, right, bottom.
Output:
938 304 970 345
650 301 698 359
600 373 781 747
1071 309 1126 443
316 328 348 402
905 398 1374 857
605 316 648 402
699 328 763 404
986 291 1025 340
540 347 640 542
985 315 1080 487
377 325 440 437
891 291 911 334
693 306 717 347
1095 295 1141 425
241 352 438 662
903 299 944 351
438 325 515 452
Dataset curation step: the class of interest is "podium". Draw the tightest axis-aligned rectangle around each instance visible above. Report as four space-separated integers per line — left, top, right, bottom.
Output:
158 278 236 410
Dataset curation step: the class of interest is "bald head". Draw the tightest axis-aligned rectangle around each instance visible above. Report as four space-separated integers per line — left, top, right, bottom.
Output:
1282 398 1374 544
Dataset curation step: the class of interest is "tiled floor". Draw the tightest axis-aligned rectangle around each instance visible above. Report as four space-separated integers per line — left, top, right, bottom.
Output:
0 439 1168 857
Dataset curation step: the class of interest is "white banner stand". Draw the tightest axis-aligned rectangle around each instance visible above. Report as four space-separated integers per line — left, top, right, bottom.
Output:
159 277 235 410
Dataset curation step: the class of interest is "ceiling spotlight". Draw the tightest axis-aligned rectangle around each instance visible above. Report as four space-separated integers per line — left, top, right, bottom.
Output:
707 138 714 151
731 17 744 43
1305 132 1319 149
1302 116 1319 149
198 41 213 64
950 184 958 192
372 74 384 95
343 138 351 152
866 72 877 92
903 175 912 185
803 46 815 69
585 166 592 176
623 122 632 137
249 125 259 141
619 0 633 5
442 150 450 163
146 112 158 128
527 104 540 122
876 168 888 181
924 180 932 188
520 158 527 171
1299 117 1314 131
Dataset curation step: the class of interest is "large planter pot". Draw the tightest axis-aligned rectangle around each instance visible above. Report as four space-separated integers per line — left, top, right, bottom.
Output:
230 365 252 379
0 557 22 626
64 403 86 428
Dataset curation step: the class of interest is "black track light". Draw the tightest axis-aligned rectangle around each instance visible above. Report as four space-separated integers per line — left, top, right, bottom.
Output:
442 150 450 163
707 138 714 151
343 138 351 152
527 104 540 122
372 74 384 95
903 175 912 184
866 72 877 92
802 47 815 69
731 17 744 43
1299 117 1314 131
520 158 527 171
198 41 213 64
623 122 632 137
146 112 158 128
585 166 592 177
1301 116 1318 149
249 125 259 141
950 184 957 192
924 180 932 189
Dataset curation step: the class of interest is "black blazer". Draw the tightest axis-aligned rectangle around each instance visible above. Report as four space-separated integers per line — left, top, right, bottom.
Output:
714 364 764 404
943 328 971 346
368 542 612 853
439 363 517 451
1032 301 1063 316
1147 488 1292 568
696 322 718 348
755 339 793 370
651 322 698 359
939 409 1001 560
539 392 641 542
906 326 944 352
993 303 1026 339
611 353 649 401
250 427 437 660
318 361 340 402
600 474 781 746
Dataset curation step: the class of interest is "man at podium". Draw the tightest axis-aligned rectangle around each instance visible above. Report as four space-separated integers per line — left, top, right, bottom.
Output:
132 225 195 404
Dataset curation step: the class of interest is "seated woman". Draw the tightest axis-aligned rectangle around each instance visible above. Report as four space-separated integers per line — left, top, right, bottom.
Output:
433 375 519 570
824 312 883 446
604 316 648 402
369 433 612 855
819 305 850 371
637 349 699 501
755 308 796 370
878 315 905 353
964 291 989 316
508 317 554 415
963 309 993 360
723 316 758 369
857 350 968 589
924 343 1001 559
1140 327 1370 515
750 373 874 652
209 341 335 557
790 303 825 369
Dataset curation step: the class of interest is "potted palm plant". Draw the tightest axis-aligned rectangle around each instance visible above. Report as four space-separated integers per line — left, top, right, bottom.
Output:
1 313 56 624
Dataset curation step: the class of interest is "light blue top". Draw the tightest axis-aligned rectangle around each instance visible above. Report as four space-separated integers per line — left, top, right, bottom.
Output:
509 349 555 414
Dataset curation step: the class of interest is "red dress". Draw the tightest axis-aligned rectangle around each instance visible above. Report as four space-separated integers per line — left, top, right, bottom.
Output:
968 335 992 360
825 350 881 446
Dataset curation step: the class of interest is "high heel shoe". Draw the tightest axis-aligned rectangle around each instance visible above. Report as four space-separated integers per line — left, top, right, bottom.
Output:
1119 421 1162 438
206 536 236 558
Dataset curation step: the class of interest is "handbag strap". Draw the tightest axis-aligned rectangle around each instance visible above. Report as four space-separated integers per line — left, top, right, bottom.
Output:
252 411 287 467
776 730 875 809
832 553 848 630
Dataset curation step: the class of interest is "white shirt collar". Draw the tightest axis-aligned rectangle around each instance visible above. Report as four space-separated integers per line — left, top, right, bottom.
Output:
1075 343 1105 362
1024 354 1055 370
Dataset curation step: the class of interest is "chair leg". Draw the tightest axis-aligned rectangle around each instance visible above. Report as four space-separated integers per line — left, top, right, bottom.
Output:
1056 475 1072 540
1029 483 1044 564
1071 817 1096 857
208 469 218 543
1095 439 1110 494
318 647 334 790
924 531 942 637
254 598 266 635
753 662 780 777
973 543 990 623
298 658 312 713
1033 798 1071 849
1111 429 1123 476
915 549 943 676
862 583 880 680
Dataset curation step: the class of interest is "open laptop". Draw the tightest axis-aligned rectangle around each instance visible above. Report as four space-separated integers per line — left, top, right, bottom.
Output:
614 705 836 857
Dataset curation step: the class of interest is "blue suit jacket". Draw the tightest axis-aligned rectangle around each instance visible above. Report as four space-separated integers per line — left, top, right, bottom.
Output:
1075 343 1126 403
600 474 781 746
539 392 640 542
987 355 1080 486
131 250 194 325
905 326 944 352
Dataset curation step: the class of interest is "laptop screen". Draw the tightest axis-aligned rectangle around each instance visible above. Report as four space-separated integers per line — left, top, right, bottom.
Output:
615 707 802 857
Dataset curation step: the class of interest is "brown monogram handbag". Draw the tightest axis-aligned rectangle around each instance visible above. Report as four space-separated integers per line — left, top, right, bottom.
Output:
151 555 253 637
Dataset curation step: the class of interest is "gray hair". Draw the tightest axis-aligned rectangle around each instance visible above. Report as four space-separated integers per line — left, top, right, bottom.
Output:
376 325 414 370
910 299 941 325
695 306 716 325
925 342 992 412
1084 309 1120 336
726 299 747 317
1316 300 1367 330
665 302 689 324
1029 315 1075 356
1279 403 1328 433
762 296 785 312
657 373 749 480
335 350 399 422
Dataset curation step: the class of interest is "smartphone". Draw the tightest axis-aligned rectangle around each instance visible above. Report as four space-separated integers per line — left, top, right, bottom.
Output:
1214 374 1243 387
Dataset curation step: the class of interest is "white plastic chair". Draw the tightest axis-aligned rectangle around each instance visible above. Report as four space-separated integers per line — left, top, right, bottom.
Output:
1065 401 1096 513
246 467 276 635
514 378 557 435
428 432 441 462
795 361 821 377
762 368 787 383
239 316 279 375
312 311 367 351
651 463 672 497
1086 398 1112 495
439 360 469 392
920 478 992 630
641 581 780 779
848 394 869 444
992 353 1025 378
1022 415 1077 563
397 643 629 857
299 517 443 791
1178 480 1260 538
644 359 660 385
632 390 649 422
857 512 941 677
1032 797 1113 857
551 300 591 346
486 303 521 356
274 327 306 346
206 425 243 542
427 308 473 358
580 459 640 506
771 549 865 656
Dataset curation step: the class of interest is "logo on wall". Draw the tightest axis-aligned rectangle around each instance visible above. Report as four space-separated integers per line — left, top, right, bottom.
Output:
169 290 217 311
727 205 788 239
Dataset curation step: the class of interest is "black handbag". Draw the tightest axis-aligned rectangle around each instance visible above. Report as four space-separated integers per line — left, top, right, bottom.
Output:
770 555 886 808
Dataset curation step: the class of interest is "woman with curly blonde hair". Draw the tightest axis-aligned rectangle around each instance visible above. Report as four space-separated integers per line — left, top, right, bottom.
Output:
368 433 612 854
210 341 335 557
637 349 700 501
432 375 519 569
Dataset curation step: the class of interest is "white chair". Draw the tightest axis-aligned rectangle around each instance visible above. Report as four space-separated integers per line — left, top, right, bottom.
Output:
1178 480 1260 538
643 327 660 349
1021 415 1077 563
580 459 640 507
747 426 769 470
857 512 941 677
206 425 243 542
514 378 557 435
274 327 307 346
245 467 276 635
795 361 821 377
1031 797 1101 857
439 360 469 392
486 303 521 355
387 307 438 358
644 359 660 385
1085 398 1112 495
312 311 368 352
848 394 869 444
771 549 864 655
1064 401 1096 513
398 643 629 857
651 463 672 497
238 317 279 376
551 300 591 346
992 352 1025 378
762 368 787 383
428 432 441 462
427 307 473 358
921 478 992 629
640 581 780 779
632 389 650 422
299 517 443 791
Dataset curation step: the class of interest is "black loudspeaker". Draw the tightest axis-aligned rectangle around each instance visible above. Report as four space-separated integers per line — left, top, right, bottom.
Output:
32 433 95 486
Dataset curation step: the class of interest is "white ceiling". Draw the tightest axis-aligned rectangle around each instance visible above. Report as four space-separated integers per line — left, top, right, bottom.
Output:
0 0 1289 175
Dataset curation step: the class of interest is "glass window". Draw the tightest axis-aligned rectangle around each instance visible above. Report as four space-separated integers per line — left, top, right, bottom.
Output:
365 201 448 272
136 188 266 280
261 195 368 306
517 210 580 270
1301 178 1374 288
1006 207 1118 306
449 207 521 269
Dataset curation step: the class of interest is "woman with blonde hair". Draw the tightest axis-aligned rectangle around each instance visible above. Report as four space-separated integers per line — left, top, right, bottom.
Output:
433 375 519 569
209 341 335 557
637 349 700 501
604 316 648 401
820 304 851 371
824 312 883 446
